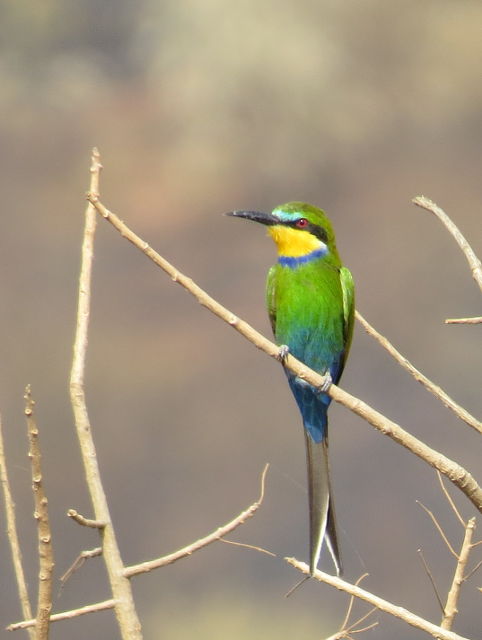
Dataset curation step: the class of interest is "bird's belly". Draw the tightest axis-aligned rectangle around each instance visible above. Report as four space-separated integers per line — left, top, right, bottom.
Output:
276 313 343 376
271 263 346 377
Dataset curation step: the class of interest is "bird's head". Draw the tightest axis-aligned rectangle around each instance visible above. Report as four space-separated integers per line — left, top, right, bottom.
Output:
227 202 340 260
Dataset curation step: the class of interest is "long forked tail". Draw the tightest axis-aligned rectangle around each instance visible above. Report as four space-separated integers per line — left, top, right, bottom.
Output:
304 431 342 576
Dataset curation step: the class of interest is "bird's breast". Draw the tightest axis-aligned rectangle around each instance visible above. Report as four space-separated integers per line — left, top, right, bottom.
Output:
270 263 345 374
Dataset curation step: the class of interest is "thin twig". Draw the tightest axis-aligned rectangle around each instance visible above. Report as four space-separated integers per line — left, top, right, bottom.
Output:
124 464 270 577
356 311 482 434
463 558 482 582
441 518 476 630
325 573 377 640
325 606 378 640
71 149 143 639
340 574 369 629
445 317 482 325
417 548 445 612
67 509 106 528
7 599 117 631
412 196 482 294
87 194 482 515
59 547 102 588
286 557 471 640
25 385 54 640
416 500 458 558
284 576 310 598
0 413 35 639
220 538 276 557
437 471 465 528
347 620 379 637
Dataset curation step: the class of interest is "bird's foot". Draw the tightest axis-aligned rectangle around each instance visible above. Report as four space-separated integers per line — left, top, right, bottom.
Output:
276 344 290 363
317 371 333 394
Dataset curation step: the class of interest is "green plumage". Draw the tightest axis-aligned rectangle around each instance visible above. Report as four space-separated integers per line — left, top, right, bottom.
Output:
228 202 354 575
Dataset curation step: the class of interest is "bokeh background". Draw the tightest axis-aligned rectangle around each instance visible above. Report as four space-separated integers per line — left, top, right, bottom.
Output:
1 1 481 638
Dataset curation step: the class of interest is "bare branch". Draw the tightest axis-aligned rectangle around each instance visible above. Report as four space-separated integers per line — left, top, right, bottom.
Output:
25 385 54 640
417 479 479 632
341 574 369 627
7 599 117 632
417 500 458 558
71 149 143 639
10 466 269 630
67 509 106 529
438 471 465 528
325 606 378 640
417 548 445 612
87 194 482 515
59 547 102 588
356 311 482 434
463 558 482 582
441 518 476 630
220 539 276 557
445 317 482 325
0 413 35 639
412 196 482 294
286 557 472 640
325 574 379 640
124 464 270 578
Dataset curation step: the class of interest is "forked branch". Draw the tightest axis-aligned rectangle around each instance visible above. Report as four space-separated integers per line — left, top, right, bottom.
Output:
70 149 143 639
8 465 270 630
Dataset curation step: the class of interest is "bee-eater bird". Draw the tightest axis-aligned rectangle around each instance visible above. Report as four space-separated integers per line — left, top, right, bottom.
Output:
228 202 354 576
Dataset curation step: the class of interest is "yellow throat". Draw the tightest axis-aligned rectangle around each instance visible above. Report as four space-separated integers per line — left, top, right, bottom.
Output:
268 225 325 258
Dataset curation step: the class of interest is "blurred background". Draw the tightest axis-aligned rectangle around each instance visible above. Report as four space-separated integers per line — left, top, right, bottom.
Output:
0 1 481 638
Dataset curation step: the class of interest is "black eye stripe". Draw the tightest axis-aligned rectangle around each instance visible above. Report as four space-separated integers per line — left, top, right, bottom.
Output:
288 220 327 243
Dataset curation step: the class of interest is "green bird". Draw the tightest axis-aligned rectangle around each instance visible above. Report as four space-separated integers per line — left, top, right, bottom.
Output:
228 202 354 575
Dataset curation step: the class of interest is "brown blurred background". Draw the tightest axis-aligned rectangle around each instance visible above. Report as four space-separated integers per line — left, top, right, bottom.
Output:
0 1 481 638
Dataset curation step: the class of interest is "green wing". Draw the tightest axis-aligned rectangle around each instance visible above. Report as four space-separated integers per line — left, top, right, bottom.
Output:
266 265 277 334
340 265 355 356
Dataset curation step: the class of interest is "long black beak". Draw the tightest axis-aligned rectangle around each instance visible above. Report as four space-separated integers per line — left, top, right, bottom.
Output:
226 210 278 226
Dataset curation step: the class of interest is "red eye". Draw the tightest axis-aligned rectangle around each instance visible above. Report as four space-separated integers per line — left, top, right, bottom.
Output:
296 218 308 228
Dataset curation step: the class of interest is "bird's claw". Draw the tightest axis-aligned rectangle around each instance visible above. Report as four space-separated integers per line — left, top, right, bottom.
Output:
276 344 290 362
318 371 333 394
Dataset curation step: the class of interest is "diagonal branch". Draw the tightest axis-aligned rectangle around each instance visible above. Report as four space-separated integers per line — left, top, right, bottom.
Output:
417 548 445 612
87 193 482 515
356 311 481 434
124 464 269 577
417 500 459 558
286 557 471 640
60 547 103 589
412 196 482 294
437 471 465 528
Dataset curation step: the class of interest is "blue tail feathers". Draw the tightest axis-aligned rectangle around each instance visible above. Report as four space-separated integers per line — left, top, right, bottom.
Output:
287 376 330 443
